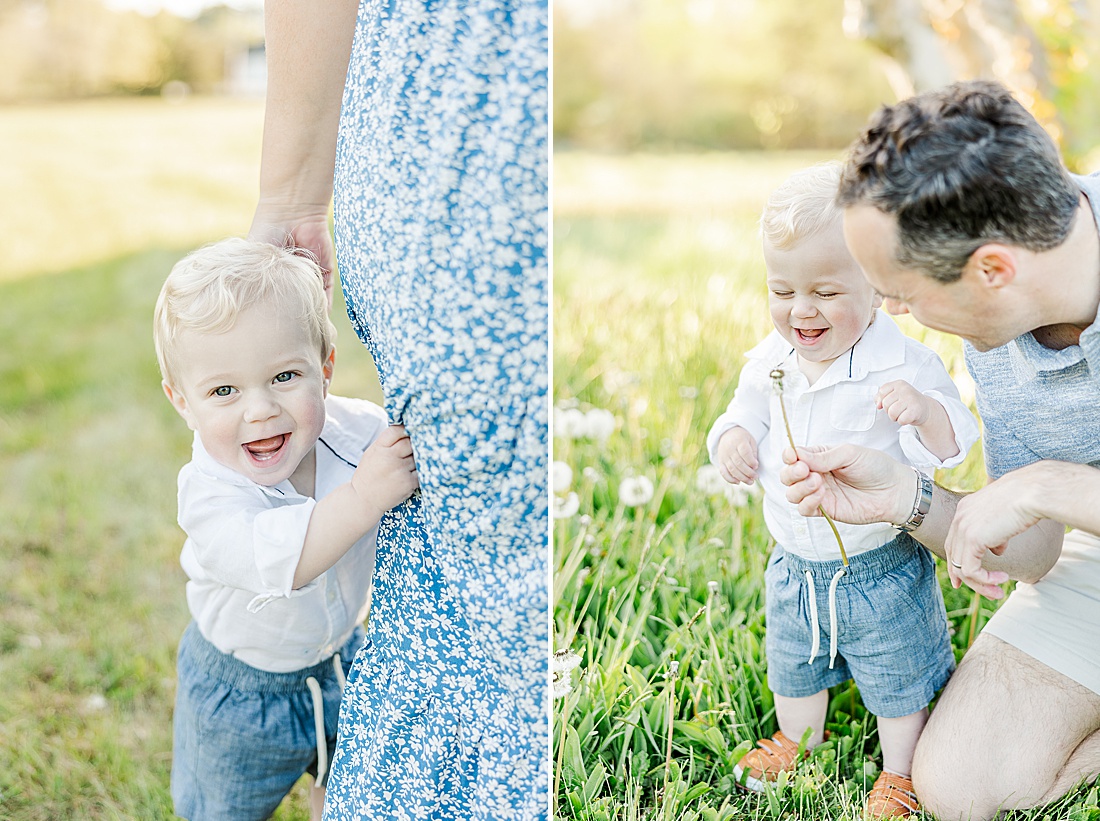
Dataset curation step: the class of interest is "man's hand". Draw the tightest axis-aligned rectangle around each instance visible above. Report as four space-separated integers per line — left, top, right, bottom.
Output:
779 443 915 525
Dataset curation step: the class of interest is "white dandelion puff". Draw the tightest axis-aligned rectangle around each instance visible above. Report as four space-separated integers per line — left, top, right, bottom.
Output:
584 408 616 441
581 466 601 482
694 464 728 496
553 649 583 700
724 483 753 507
663 660 680 680
554 408 588 439
707 580 720 596
554 492 580 519
552 461 573 493
618 476 654 507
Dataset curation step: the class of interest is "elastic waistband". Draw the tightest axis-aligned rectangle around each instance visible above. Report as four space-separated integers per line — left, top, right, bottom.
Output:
778 532 920 584
179 622 363 693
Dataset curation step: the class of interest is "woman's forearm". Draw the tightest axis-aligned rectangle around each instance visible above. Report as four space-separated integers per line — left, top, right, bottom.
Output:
258 0 361 208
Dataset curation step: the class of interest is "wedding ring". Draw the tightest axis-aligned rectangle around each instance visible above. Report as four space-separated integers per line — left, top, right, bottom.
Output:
950 561 963 569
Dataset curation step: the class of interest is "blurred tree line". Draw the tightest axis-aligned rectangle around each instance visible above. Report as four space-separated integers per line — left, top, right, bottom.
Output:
0 0 261 101
555 0 1100 163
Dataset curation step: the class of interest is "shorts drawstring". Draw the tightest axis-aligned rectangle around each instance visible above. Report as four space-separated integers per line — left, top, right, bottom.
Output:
805 568 847 668
306 653 346 791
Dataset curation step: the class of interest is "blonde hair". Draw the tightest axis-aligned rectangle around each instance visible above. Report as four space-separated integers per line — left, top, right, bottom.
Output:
760 162 843 250
154 237 336 386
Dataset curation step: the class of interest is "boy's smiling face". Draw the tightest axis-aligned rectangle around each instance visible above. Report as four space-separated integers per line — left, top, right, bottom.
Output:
163 301 333 488
764 226 881 374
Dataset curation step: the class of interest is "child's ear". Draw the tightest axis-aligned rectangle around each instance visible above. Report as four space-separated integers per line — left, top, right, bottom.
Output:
871 291 883 310
162 380 196 430
322 346 336 396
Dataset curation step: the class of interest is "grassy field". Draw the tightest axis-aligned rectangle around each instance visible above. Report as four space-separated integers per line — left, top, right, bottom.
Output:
551 151 1100 820
0 99 381 820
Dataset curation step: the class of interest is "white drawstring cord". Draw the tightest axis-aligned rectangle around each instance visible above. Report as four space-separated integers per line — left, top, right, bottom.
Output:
805 570 820 664
307 653 347 791
827 568 846 669
805 567 847 667
332 653 346 691
306 676 327 789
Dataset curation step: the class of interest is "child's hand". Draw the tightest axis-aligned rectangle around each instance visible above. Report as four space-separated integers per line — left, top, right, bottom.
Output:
876 380 934 427
715 427 759 484
351 425 419 518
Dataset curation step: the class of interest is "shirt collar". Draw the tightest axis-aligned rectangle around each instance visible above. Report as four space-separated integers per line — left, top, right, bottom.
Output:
746 310 906 391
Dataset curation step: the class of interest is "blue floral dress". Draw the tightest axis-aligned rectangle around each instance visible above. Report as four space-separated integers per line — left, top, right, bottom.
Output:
323 1 548 819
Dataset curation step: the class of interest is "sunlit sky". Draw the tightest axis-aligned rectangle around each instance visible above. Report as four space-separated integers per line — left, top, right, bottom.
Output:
103 0 261 18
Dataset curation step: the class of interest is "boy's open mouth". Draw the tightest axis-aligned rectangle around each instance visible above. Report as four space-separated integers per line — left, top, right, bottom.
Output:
244 434 288 463
795 327 827 342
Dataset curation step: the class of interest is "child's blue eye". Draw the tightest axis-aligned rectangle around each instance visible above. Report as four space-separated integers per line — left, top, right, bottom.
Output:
213 386 233 397
274 371 296 384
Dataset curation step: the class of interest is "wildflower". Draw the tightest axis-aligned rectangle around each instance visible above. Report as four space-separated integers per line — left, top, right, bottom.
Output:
552 461 573 493
553 649 582 700
695 464 727 496
663 660 680 680
584 408 616 441
618 476 654 507
707 580 720 596
554 408 588 439
554 492 580 519
679 386 698 400
581 466 600 482
724 483 752 507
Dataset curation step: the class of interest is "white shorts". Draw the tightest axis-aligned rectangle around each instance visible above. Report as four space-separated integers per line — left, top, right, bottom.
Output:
984 528 1100 694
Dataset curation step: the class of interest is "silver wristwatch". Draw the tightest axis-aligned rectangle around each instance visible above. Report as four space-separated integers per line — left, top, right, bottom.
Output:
897 469 933 533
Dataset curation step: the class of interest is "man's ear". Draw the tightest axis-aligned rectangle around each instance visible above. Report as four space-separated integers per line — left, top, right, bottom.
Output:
162 380 195 430
322 346 336 397
966 244 1017 289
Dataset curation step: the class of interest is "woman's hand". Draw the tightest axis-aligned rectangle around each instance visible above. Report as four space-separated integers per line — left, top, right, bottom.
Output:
249 205 335 308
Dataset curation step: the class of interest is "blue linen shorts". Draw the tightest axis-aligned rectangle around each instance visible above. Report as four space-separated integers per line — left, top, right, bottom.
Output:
764 533 955 718
171 622 364 821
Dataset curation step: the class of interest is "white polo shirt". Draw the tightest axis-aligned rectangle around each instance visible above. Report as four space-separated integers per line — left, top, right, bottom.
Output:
708 311 980 562
177 394 388 673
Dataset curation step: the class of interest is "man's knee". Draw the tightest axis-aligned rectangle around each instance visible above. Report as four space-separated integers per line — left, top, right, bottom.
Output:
912 725 998 821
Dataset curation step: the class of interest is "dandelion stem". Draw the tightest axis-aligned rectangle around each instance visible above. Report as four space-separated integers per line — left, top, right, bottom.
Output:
553 692 573 820
772 369 849 566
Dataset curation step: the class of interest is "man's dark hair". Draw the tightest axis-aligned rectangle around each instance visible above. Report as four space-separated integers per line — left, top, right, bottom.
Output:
838 80 1079 283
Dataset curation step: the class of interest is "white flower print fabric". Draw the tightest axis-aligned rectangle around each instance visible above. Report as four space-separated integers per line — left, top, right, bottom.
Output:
323 1 549 818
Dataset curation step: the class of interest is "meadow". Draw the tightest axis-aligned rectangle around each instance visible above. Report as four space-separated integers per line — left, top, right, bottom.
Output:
551 151 1100 820
0 99 381 820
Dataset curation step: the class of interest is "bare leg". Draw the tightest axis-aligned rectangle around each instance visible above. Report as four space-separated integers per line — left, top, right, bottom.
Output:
310 782 326 821
775 690 828 747
877 708 927 776
912 634 1100 821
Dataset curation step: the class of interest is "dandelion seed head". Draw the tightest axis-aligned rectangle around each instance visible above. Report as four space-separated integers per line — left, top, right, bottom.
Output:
618 475 654 507
552 461 573 493
554 492 580 519
553 648 583 700
663 660 680 680
695 464 727 496
554 407 588 439
770 367 786 395
707 580 720 595
725 483 753 507
581 466 600 482
584 408 616 441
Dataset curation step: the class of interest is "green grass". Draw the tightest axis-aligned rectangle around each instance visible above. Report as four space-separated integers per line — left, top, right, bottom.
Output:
551 151 1100 820
0 99 381 820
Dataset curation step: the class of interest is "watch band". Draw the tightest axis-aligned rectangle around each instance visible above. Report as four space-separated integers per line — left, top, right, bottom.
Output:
897 469 933 533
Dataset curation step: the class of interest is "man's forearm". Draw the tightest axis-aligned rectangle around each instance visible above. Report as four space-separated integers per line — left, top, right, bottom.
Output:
259 0 361 207
909 480 1063 583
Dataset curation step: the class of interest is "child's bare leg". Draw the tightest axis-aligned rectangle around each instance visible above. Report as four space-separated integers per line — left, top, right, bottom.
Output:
309 782 326 821
878 707 929 776
775 690 828 746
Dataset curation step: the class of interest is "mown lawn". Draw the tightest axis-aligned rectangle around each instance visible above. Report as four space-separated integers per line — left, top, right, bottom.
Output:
0 98 380 820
